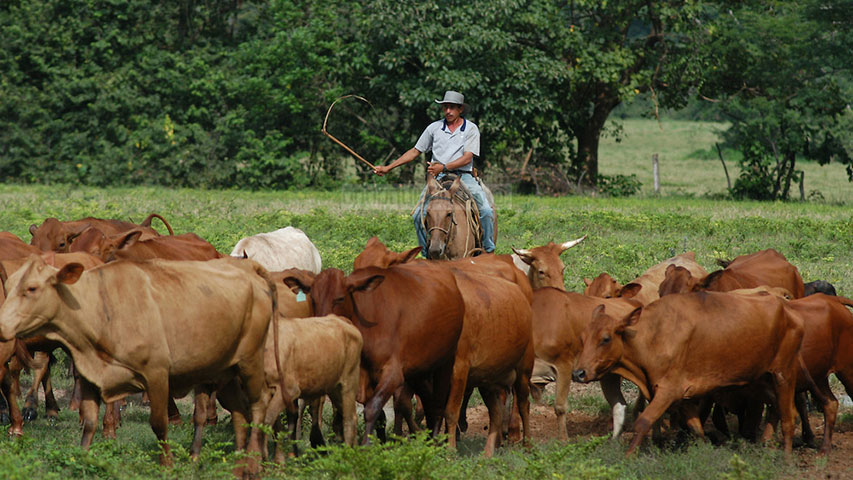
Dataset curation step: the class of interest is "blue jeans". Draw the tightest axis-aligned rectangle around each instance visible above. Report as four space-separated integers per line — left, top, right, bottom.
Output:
413 173 495 255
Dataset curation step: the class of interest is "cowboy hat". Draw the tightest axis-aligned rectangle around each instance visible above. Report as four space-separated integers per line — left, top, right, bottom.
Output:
435 90 465 106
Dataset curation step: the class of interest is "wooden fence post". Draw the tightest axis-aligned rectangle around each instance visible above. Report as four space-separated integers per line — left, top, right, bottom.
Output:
653 154 660 194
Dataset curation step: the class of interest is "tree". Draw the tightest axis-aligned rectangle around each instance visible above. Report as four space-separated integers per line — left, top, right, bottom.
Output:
700 0 853 200
347 0 710 188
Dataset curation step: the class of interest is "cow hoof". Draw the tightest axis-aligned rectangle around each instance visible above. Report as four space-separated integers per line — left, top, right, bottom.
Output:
22 408 37 422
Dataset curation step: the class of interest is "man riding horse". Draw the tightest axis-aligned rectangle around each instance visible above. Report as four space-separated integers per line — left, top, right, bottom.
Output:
373 90 495 256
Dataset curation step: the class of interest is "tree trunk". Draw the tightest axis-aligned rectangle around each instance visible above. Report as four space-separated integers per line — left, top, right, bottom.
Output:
574 97 619 188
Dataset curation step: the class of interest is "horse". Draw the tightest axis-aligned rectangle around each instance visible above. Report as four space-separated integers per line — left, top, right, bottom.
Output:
420 174 496 260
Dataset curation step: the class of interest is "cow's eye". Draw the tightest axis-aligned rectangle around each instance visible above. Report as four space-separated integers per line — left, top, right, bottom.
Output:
26 286 37 294
332 297 345 306
600 336 611 346
538 269 546 277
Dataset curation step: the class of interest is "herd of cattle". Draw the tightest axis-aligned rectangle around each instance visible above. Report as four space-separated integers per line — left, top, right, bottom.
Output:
0 213 850 476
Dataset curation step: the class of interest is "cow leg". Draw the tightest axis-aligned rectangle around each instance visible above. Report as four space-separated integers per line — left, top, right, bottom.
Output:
206 391 218 425
145 377 173 466
43 368 60 422
512 355 533 447
23 351 51 421
102 401 118 439
235 358 268 477
69 374 82 412
2 374 24 436
168 396 183 425
443 357 471 451
190 388 211 459
4 360 23 436
79 378 101 450
552 362 573 440
811 378 837 455
628 387 679 455
308 397 326 448
480 386 504 457
600 373 628 438
392 386 418 436
363 368 404 444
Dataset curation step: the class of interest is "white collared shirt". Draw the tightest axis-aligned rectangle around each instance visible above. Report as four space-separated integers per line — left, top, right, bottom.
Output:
414 118 480 171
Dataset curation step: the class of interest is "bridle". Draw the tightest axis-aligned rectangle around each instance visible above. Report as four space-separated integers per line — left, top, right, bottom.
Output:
425 193 456 255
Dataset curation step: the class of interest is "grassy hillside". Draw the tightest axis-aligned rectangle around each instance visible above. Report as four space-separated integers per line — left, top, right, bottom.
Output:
598 119 853 204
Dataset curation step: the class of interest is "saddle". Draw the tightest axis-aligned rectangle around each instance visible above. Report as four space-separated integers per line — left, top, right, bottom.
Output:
437 173 486 251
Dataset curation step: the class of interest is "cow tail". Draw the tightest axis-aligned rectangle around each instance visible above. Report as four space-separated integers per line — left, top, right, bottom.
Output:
261 267 289 413
13 340 35 371
833 295 853 309
798 354 828 407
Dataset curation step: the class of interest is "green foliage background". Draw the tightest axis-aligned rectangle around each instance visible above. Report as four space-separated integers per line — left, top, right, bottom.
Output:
3 0 848 195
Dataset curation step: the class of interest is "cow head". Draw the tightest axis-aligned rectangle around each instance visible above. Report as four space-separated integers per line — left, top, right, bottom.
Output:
658 264 700 297
353 236 421 270
101 230 145 263
512 235 586 289
68 226 108 260
0 255 83 341
572 304 642 384
29 218 83 253
291 268 384 325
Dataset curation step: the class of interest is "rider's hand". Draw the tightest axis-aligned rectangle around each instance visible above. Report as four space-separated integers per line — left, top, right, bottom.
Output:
427 162 446 177
373 165 391 176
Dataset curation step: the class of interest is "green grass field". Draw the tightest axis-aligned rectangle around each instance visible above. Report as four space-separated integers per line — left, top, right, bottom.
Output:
0 118 851 478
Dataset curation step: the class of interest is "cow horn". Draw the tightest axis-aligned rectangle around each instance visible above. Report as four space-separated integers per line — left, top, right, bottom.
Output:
560 235 587 252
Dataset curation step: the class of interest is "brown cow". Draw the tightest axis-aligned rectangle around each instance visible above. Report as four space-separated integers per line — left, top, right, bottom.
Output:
584 252 708 305
443 268 534 456
94 230 223 263
700 249 805 299
531 287 642 440
511 236 586 289
0 256 275 474
282 262 466 442
572 291 805 455
29 214 173 252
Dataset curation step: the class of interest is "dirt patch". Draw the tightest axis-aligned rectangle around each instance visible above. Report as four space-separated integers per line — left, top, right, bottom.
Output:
460 383 853 479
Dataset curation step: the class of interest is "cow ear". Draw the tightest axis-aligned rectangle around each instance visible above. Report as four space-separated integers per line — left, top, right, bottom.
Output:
349 274 385 293
117 230 143 250
591 304 606 318
55 263 84 285
619 282 643 299
624 306 643 327
583 277 593 287
29 224 38 237
665 264 678 275
241 250 248 259
512 248 535 266
399 247 422 264
281 269 315 293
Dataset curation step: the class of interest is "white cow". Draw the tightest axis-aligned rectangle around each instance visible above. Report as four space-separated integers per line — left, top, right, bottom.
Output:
230 227 322 273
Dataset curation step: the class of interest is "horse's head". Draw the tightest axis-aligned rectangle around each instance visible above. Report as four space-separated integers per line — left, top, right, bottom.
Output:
424 175 464 259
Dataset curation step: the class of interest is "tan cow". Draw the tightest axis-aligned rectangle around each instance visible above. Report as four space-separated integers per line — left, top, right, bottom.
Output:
584 252 708 305
0 256 276 475
260 313 362 462
572 291 805 456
